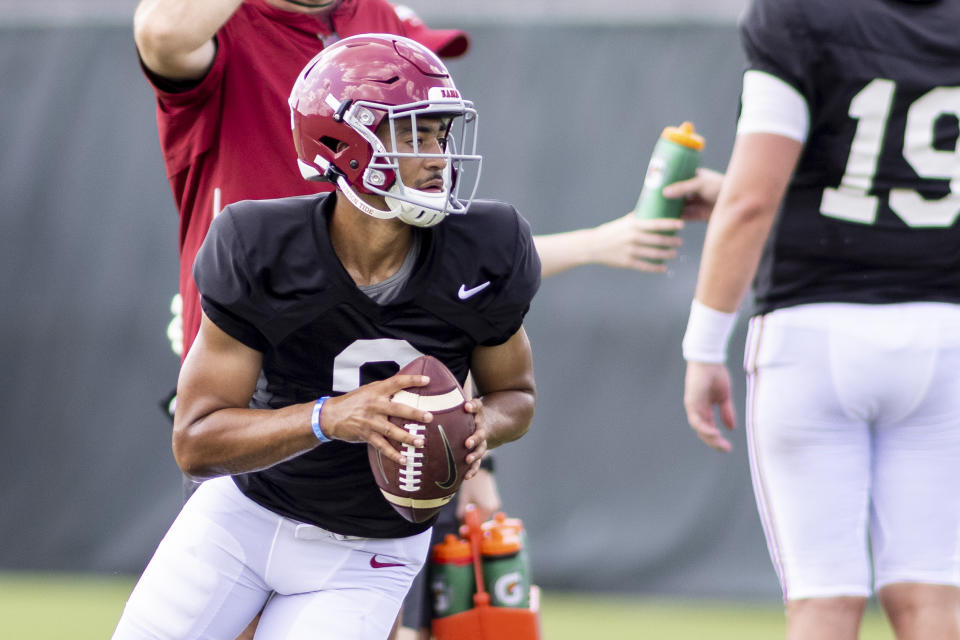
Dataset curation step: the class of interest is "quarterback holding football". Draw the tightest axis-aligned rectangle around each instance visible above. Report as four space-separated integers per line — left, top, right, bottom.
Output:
113 34 538 640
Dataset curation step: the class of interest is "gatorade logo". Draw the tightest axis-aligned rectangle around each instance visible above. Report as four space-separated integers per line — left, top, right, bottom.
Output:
431 579 451 614
644 156 666 189
493 571 524 606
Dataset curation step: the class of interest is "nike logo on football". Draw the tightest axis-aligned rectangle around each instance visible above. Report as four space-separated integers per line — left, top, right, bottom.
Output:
458 281 490 300
370 555 405 569
435 424 458 490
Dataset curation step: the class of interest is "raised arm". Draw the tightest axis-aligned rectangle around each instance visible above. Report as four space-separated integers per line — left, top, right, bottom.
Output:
133 0 243 80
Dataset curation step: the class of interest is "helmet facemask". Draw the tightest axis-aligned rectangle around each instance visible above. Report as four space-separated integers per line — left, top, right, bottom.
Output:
352 98 480 227
289 34 483 227
300 93 481 228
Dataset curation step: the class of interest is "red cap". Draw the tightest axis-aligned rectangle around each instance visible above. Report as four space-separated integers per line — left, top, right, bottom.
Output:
394 4 470 58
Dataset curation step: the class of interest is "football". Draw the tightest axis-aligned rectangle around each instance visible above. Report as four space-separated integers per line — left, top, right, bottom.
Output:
368 355 475 523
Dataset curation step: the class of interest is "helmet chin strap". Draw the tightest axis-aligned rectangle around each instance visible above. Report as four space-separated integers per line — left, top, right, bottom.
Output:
335 173 449 228
385 186 449 228
335 176 396 220
303 155 451 228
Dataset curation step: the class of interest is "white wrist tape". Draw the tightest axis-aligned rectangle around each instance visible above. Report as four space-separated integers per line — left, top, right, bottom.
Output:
682 299 738 364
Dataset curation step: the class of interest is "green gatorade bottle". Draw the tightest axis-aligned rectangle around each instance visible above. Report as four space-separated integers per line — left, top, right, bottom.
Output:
484 512 530 579
481 517 530 609
633 121 705 226
429 534 475 618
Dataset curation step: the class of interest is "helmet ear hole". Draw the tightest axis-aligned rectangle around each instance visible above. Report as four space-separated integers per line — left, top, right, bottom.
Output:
318 136 343 153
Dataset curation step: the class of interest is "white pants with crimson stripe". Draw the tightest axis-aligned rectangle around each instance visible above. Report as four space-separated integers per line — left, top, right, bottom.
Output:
744 302 960 601
112 475 430 639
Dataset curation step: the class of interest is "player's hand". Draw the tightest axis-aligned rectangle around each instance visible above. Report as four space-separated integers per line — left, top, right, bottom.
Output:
586 213 684 273
462 397 489 480
662 167 724 221
319 374 432 465
683 361 737 452
455 468 501 522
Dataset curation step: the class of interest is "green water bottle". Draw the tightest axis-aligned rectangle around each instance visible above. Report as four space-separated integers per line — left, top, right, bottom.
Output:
429 534 475 618
481 518 530 608
633 121 705 226
483 512 530 581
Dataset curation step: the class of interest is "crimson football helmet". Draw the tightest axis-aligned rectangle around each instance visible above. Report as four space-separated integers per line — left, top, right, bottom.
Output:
289 34 481 227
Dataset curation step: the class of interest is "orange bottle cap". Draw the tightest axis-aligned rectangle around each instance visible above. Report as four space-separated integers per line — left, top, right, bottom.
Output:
431 534 472 562
484 511 524 532
480 526 522 556
661 121 705 150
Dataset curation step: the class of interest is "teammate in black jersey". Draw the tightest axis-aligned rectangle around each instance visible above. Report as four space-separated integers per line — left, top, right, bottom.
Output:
113 34 538 640
680 1 960 638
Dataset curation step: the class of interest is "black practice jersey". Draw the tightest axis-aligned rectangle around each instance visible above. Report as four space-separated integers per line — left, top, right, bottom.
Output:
741 0 960 314
194 193 540 538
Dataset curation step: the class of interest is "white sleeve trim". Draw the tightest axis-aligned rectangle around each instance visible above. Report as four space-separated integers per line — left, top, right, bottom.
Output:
736 69 810 143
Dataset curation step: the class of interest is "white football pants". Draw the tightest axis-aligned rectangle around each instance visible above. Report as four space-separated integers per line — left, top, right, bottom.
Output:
112 476 430 639
744 302 960 601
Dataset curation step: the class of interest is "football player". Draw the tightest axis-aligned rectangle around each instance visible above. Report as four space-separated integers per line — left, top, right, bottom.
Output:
681 0 960 638
112 34 538 640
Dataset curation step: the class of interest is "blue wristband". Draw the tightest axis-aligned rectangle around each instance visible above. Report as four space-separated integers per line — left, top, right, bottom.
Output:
311 396 332 444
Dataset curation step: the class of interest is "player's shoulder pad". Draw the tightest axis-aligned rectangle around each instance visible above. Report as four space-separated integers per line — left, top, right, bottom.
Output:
739 0 813 89
215 194 325 250
196 194 338 344
425 199 540 345
440 198 535 272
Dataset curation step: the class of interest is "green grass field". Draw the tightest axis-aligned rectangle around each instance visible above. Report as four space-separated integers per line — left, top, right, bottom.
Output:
0 572 896 639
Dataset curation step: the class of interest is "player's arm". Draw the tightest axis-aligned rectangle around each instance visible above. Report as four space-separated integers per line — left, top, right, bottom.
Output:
133 0 242 80
533 215 683 277
173 314 430 480
455 468 501 521
682 132 801 452
692 134 799 311
466 326 536 462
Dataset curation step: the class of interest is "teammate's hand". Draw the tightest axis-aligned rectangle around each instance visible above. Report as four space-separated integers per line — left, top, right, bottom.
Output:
455 468 501 522
586 213 684 273
683 361 737 452
319 374 432 465
662 167 725 221
462 397 489 479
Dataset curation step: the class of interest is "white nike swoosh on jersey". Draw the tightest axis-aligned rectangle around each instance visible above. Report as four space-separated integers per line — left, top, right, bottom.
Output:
457 281 491 300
